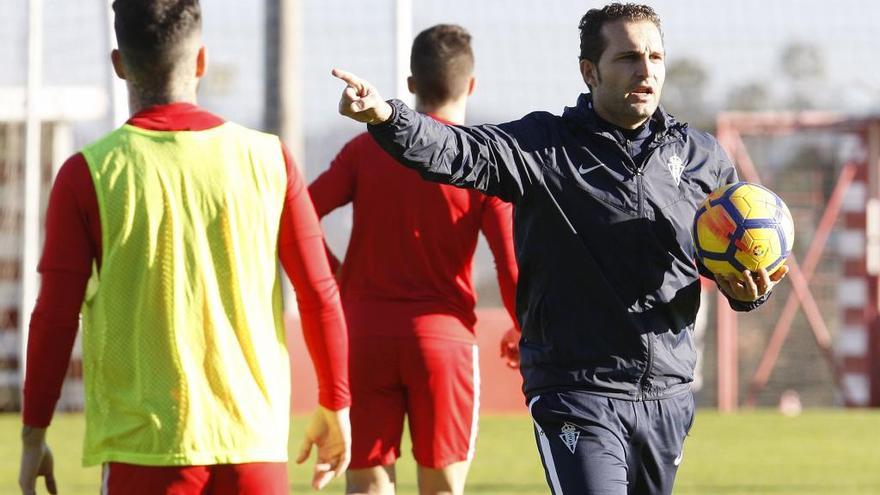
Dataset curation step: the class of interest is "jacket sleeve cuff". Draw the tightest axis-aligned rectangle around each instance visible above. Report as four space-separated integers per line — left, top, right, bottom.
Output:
366 99 403 130
726 291 770 312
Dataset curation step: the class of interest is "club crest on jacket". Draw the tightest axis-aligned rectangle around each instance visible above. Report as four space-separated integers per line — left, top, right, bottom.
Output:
667 154 684 186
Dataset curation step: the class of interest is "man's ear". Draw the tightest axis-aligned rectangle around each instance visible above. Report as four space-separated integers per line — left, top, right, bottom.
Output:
467 76 476 96
111 49 126 80
195 46 207 78
580 58 598 89
406 75 416 95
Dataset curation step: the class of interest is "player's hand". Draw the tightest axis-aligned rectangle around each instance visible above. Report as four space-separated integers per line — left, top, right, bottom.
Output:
332 68 393 125
19 426 57 495
296 405 351 490
716 265 788 302
499 327 521 369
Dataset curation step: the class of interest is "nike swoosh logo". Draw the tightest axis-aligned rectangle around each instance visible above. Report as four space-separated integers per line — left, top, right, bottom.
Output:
673 451 684 466
577 164 603 175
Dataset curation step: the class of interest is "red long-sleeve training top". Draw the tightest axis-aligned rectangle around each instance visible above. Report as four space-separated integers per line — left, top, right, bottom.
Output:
23 103 350 427
308 123 519 343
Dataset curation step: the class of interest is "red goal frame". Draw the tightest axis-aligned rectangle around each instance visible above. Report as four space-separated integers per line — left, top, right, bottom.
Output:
713 112 880 410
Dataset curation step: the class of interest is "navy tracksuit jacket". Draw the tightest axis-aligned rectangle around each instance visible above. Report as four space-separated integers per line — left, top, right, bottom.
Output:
368 94 766 402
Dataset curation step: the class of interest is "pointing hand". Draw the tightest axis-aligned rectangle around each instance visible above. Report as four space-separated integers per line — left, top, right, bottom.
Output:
332 68 393 125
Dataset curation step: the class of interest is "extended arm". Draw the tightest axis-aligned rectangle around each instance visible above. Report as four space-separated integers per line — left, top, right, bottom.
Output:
333 68 545 203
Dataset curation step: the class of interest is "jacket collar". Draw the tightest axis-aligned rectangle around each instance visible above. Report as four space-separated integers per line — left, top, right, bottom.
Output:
562 93 686 143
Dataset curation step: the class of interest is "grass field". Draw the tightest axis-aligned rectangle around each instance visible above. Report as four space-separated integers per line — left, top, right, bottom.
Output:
2 410 878 494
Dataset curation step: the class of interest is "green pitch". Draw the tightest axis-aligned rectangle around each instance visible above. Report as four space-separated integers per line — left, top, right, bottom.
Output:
1 410 878 494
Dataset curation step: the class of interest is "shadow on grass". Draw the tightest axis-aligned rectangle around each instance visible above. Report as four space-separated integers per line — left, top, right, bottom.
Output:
678 483 880 494
290 480 880 494
288 482 550 494
464 483 551 492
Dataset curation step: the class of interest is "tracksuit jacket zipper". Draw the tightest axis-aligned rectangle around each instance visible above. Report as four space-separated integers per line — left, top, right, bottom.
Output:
602 132 680 400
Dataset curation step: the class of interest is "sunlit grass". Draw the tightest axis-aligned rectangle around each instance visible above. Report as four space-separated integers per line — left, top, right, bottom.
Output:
2 410 878 494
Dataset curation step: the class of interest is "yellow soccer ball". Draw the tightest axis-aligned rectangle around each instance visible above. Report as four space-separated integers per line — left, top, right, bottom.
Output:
693 182 794 279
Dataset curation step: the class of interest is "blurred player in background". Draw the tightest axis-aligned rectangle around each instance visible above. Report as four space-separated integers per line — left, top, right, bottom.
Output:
330 3 787 494
309 24 519 495
19 1 350 494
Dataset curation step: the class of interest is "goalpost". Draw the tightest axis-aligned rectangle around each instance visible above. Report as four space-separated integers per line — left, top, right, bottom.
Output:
713 111 880 410
19 0 44 400
0 0 107 411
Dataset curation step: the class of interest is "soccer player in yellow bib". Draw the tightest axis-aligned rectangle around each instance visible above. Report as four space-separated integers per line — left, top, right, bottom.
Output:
18 1 351 494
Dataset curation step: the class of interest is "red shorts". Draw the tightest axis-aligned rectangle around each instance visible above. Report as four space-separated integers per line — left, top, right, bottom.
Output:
101 462 287 495
348 331 479 469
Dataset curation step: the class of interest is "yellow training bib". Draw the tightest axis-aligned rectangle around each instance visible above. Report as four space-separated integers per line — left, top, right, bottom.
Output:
80 121 290 466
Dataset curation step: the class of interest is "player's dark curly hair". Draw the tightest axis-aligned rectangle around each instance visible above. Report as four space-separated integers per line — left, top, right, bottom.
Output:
578 3 662 63
410 24 474 107
112 0 202 80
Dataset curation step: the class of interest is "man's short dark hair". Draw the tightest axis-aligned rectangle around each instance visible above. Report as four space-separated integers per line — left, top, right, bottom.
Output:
112 0 202 80
578 3 662 62
410 24 474 107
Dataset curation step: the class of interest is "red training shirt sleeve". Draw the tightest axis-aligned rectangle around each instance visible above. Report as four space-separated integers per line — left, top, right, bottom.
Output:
23 153 99 427
306 137 360 273
480 195 520 331
277 144 351 410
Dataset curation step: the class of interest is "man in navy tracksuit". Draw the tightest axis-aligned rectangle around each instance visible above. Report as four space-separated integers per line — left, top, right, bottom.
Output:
331 4 787 494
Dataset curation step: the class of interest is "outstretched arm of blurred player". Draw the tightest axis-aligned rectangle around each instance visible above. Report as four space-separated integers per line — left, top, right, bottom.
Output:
480 195 521 369
277 145 351 489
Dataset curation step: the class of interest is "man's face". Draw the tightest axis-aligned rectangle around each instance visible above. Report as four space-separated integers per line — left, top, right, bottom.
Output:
580 19 665 129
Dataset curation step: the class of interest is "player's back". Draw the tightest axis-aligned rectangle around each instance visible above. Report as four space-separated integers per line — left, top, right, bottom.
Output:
79 116 292 465
310 131 512 338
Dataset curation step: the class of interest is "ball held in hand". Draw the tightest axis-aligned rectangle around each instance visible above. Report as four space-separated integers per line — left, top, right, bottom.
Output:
693 182 794 279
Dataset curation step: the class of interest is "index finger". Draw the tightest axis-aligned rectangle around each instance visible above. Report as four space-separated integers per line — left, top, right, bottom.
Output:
331 68 364 92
